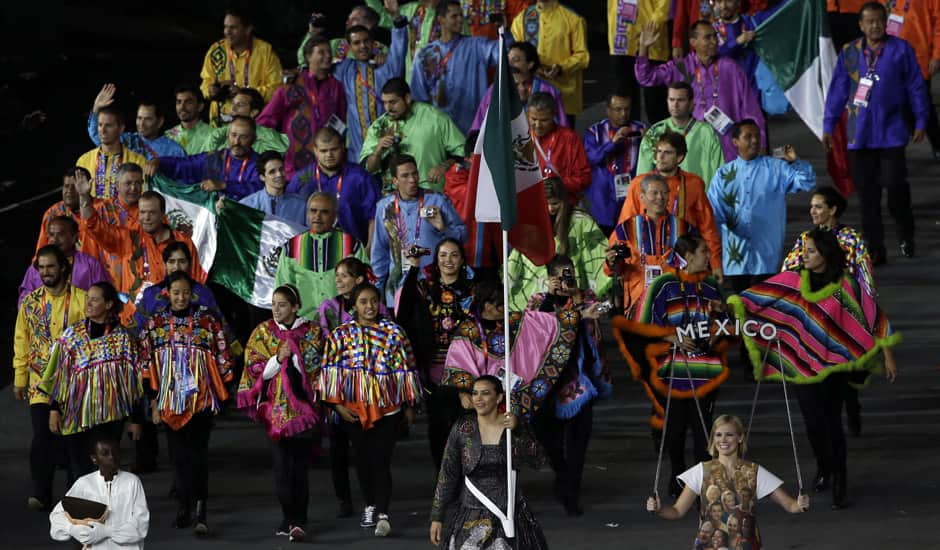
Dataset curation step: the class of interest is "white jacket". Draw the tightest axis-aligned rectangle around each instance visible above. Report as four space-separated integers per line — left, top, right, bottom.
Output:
50 470 149 549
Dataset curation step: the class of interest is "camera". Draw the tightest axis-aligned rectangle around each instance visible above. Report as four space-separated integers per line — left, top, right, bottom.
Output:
595 301 613 314
562 267 577 288
419 207 435 218
406 245 431 258
612 243 631 261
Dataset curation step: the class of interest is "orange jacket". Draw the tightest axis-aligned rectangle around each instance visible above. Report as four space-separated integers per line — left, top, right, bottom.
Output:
83 210 205 322
884 0 940 79
618 170 722 271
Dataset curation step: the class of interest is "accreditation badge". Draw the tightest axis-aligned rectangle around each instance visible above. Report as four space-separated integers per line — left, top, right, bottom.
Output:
704 105 734 135
619 0 638 24
886 14 904 37
644 264 663 287
614 174 630 200
853 77 874 108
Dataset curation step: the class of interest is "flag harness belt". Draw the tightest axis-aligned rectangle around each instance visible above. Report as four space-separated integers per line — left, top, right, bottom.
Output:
650 338 804 506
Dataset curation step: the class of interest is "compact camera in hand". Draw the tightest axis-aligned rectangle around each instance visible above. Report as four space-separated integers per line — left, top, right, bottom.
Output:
419 207 435 218
612 243 631 261
562 267 577 288
406 245 431 258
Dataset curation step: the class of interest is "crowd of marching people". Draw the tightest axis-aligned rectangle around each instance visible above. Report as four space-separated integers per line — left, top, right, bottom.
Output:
12 0 929 547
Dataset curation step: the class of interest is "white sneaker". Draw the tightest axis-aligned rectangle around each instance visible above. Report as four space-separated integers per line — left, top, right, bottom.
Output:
374 514 391 537
360 505 377 528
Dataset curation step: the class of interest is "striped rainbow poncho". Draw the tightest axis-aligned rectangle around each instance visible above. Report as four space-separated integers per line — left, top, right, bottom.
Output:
729 270 900 384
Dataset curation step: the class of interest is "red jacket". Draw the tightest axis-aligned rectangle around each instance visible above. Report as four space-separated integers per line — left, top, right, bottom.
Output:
534 126 591 204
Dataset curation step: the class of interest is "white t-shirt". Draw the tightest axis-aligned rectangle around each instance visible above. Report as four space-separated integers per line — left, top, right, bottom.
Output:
677 462 783 499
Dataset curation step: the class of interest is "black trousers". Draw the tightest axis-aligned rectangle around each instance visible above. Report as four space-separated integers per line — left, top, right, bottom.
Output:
796 373 848 476
329 419 352 504
30 403 60 503
610 54 669 124
273 436 311 526
848 147 914 254
346 414 399 515
426 384 463 471
664 394 715 482
535 401 594 503
134 397 159 471
165 411 213 507
924 79 940 151
64 421 124 481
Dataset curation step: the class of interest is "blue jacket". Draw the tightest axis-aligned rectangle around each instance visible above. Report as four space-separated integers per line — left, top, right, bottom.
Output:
824 36 929 149
707 156 815 276
87 112 185 160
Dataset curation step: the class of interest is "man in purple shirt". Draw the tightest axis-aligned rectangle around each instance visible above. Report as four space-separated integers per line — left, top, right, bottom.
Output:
287 127 382 245
145 115 262 200
823 3 928 262
635 20 765 162
19 216 109 306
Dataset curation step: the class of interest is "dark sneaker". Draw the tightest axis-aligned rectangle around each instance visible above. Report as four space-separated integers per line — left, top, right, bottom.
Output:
289 525 306 542
275 520 290 536
900 240 915 258
360 505 376 528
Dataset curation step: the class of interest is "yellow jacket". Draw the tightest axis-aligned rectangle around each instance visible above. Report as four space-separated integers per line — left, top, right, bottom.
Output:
512 2 590 114
75 146 148 200
200 37 283 126
607 0 671 60
14 286 87 405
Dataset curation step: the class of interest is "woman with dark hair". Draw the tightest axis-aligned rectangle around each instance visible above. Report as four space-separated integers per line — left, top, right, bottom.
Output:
647 414 809 550
527 254 611 516
131 241 239 475
611 234 731 498
139 271 234 534
237 284 324 542
397 237 476 469
730 228 900 510
317 258 389 519
782 186 874 438
783 186 875 292
319 283 422 538
42 281 143 480
430 375 548 550
506 177 611 310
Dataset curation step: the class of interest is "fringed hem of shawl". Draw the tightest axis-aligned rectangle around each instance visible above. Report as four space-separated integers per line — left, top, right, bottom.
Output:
319 366 423 408
728 294 903 385
646 340 729 400
262 410 322 441
53 361 142 436
554 376 598 420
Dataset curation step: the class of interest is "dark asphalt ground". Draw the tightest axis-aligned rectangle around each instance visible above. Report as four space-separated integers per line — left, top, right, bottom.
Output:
0 23 938 548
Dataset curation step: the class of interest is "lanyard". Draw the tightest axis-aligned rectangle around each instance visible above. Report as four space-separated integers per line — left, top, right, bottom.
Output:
678 278 704 327
394 192 424 245
314 165 344 200
307 75 323 123
227 43 251 85
863 39 885 76
225 152 249 183
433 37 460 78
679 119 696 136
533 131 559 173
42 289 71 339
356 65 380 98
694 61 720 106
85 318 112 338
607 123 635 175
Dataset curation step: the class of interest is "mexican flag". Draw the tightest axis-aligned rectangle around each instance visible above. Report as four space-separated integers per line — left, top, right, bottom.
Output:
152 176 305 309
467 31 554 265
752 0 837 140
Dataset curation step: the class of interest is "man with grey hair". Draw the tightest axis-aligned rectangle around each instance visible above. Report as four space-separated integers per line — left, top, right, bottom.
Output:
527 92 590 204
605 174 697 314
274 191 369 319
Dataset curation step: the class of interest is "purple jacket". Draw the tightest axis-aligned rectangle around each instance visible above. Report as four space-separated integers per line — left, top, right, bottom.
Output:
158 150 262 200
824 36 928 150
18 251 110 306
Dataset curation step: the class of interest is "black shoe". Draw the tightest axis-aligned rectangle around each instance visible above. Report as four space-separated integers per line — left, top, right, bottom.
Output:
813 471 830 493
173 506 192 529
831 472 848 510
336 499 353 518
900 240 915 258
289 525 306 542
194 500 209 535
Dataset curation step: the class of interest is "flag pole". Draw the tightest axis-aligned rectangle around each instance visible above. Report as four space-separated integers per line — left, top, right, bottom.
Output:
501 227 515 538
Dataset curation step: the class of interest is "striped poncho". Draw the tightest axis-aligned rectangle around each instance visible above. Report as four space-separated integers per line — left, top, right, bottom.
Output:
729 270 900 384
42 320 142 436
611 271 730 430
319 318 422 430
